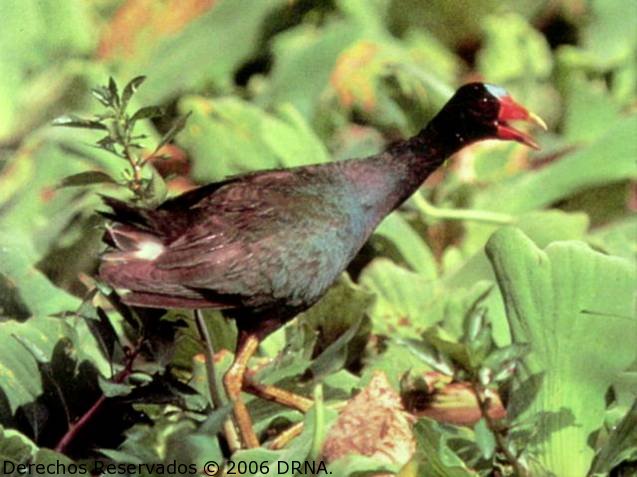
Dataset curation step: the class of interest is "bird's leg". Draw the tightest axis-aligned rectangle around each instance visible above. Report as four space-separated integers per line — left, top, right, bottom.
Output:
242 379 313 413
224 330 261 448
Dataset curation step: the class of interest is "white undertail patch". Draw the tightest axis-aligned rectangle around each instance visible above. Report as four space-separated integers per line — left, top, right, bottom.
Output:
133 240 165 260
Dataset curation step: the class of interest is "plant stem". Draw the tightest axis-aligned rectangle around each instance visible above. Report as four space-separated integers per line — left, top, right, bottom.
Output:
194 310 240 452
471 381 528 477
412 193 516 225
115 112 145 201
310 384 325 459
55 339 144 454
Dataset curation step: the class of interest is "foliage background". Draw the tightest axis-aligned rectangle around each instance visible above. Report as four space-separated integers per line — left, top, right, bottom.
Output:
0 0 635 476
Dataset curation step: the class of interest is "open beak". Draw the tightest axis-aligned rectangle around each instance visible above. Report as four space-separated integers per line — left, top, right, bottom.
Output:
495 96 547 150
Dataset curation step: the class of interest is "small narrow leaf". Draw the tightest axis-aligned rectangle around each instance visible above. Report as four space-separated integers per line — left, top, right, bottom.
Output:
56 171 117 189
155 112 191 152
91 87 112 107
52 114 107 130
144 165 167 206
108 77 120 107
97 135 119 155
466 307 486 342
482 343 529 371
131 105 165 122
121 75 146 109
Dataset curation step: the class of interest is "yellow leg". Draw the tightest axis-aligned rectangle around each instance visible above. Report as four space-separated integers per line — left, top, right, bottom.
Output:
223 333 260 448
243 380 313 413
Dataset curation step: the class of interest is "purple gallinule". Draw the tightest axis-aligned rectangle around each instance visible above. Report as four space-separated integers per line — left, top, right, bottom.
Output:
99 83 545 448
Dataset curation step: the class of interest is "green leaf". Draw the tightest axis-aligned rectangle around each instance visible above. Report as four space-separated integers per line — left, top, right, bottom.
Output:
327 454 399 477
126 0 288 103
473 114 637 214
234 405 337 477
107 76 119 107
91 86 113 108
56 171 117 189
0 316 107 420
589 216 637 261
481 343 529 373
562 76 623 143
360 258 443 337
413 418 478 476
590 399 637 475
178 96 329 181
486 227 637 476
0 426 38 468
477 13 552 82
144 165 168 206
155 112 191 152
0 232 80 318
473 418 496 459
98 376 134 398
130 105 165 123
121 75 146 110
257 21 362 119
375 212 438 280
52 114 107 130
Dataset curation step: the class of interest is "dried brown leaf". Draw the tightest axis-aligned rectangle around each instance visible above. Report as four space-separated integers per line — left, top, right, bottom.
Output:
322 372 415 474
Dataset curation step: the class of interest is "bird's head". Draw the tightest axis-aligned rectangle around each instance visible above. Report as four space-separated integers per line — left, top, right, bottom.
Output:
429 82 546 150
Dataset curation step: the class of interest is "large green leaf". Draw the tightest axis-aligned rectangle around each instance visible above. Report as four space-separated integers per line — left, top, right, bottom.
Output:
0 315 108 422
486 227 636 476
178 96 329 181
558 0 637 71
0 232 79 318
375 212 438 280
124 0 287 103
474 114 637 214
477 13 552 83
0 0 94 143
256 20 362 120
359 258 443 337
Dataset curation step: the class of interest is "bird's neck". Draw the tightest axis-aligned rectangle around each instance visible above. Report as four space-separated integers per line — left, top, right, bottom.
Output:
344 123 466 225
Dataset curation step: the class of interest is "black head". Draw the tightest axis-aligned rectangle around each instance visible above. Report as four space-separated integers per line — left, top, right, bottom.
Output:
426 83 546 152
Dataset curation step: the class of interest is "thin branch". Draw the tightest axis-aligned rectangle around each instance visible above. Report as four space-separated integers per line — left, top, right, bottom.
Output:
54 339 144 454
194 309 240 452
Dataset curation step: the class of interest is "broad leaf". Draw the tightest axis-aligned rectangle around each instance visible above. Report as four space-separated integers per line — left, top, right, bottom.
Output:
486 227 636 476
178 97 329 181
360 258 443 337
0 232 79 318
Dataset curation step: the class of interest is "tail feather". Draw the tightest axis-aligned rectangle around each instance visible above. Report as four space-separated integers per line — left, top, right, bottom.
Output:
99 195 155 230
99 195 228 309
100 195 193 241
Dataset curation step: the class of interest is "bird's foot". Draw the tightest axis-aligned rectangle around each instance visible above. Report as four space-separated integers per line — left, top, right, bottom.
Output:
242 379 313 413
224 335 261 449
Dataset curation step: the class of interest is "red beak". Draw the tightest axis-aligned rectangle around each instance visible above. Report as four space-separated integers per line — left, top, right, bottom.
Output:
496 96 547 150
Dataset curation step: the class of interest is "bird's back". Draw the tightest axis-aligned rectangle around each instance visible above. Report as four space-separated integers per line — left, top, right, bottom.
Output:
100 161 374 312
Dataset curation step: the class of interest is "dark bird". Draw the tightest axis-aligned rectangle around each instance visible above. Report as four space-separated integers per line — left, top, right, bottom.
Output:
98 83 545 448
